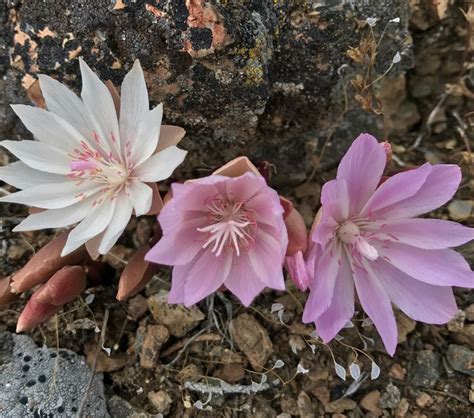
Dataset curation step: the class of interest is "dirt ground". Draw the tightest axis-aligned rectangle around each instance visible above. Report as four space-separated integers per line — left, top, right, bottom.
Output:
1 2 473 418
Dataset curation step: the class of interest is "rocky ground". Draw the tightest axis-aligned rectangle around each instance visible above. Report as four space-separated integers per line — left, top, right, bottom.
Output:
1 0 473 417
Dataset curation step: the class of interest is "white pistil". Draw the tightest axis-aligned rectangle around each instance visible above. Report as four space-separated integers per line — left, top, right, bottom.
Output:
338 221 379 261
198 200 254 256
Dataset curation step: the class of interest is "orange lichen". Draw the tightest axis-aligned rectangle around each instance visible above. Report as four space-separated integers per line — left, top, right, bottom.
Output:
145 3 167 18
38 27 57 38
113 0 126 10
185 0 230 52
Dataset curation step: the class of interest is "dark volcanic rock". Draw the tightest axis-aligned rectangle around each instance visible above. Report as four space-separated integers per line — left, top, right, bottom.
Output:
3 0 411 186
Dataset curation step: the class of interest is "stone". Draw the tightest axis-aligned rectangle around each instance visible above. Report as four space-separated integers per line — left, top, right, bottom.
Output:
148 290 205 337
448 200 473 221
148 390 172 415
297 391 315 418
415 393 433 408
139 324 170 369
324 398 357 414
446 344 474 376
394 398 410 418
107 396 148 418
229 313 273 371
2 1 412 186
395 310 416 343
466 304 474 321
126 294 149 321
389 363 407 380
312 386 330 405
213 363 245 383
409 350 441 387
447 309 466 332
452 324 474 350
0 331 108 417
361 391 382 415
280 393 298 416
378 383 401 409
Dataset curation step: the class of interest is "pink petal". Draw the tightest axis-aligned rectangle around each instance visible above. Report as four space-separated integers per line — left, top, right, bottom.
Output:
362 163 432 216
377 241 474 288
313 253 354 342
284 206 308 256
353 263 398 356
378 218 474 249
212 156 261 177
182 250 232 306
225 173 268 205
336 133 386 214
168 263 189 304
35 266 86 306
302 243 341 322
285 251 310 291
224 254 266 306
373 259 457 324
156 125 186 153
145 215 207 266
320 179 349 222
375 165 461 219
305 242 321 280
312 213 337 247
248 228 286 290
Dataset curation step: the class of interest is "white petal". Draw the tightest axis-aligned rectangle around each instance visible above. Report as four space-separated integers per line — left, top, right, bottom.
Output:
126 181 152 216
14 197 95 231
11 104 86 151
0 162 63 189
85 232 104 260
120 60 149 156
79 58 120 154
0 181 100 209
1 140 71 174
61 200 115 256
98 192 133 254
133 146 187 182
156 125 186 153
38 74 95 141
130 104 163 166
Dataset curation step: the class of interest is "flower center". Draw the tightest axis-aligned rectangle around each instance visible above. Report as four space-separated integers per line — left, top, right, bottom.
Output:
338 221 378 261
68 140 130 188
338 222 360 244
197 198 256 257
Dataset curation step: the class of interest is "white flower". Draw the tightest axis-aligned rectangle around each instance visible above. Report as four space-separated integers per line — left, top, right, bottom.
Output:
366 17 378 27
0 59 187 257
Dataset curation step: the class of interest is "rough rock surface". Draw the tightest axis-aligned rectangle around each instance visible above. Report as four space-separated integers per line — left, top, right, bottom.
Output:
0 331 108 417
1 0 411 186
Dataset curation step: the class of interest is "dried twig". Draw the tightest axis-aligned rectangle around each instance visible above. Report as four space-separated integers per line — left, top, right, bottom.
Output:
409 92 448 150
77 308 110 418
184 378 270 396
163 327 210 366
161 332 222 358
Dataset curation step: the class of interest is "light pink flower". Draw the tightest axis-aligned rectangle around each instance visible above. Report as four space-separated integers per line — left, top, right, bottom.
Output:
304 133 474 355
0 59 187 257
145 157 288 307
280 197 310 291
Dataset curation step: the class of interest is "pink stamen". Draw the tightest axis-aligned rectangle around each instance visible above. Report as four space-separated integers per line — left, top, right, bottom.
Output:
70 160 97 172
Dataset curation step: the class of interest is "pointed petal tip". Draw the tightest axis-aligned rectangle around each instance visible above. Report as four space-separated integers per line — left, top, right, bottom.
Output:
15 318 29 333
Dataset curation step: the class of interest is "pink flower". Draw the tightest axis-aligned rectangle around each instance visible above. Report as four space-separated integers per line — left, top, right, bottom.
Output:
146 157 288 306
280 197 310 291
304 133 474 355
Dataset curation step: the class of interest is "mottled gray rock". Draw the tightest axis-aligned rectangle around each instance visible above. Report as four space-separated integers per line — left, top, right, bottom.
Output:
2 0 412 187
0 332 108 417
378 382 401 409
107 395 150 418
446 344 474 377
409 350 441 387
